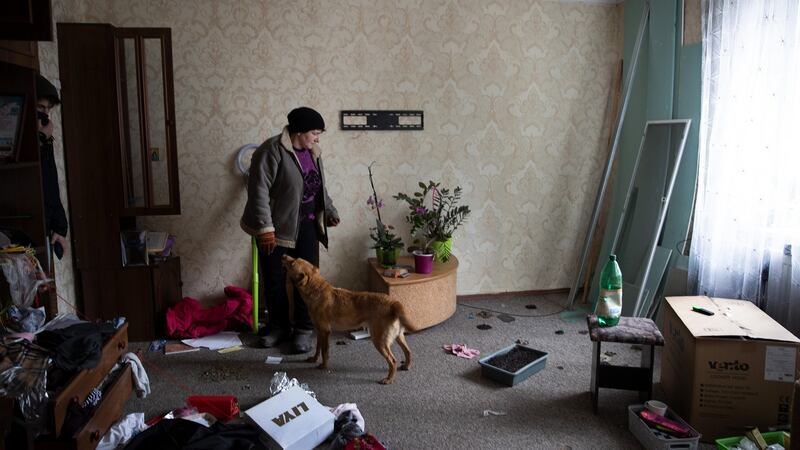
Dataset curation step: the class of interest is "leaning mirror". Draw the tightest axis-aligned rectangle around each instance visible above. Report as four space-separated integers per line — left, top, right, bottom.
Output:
610 119 691 318
116 27 180 215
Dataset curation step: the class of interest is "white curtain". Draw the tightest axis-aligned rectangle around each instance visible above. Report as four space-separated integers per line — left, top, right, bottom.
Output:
690 0 800 333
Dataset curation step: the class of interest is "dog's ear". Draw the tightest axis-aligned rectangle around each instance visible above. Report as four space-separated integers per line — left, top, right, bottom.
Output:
296 273 309 286
282 255 295 264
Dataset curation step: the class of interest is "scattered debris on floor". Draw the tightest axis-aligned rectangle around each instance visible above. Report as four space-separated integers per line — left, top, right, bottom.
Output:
349 329 370 340
600 353 615 364
336 340 348 346
604 351 617 357
476 310 493 319
515 339 529 345
467 312 475 320
482 410 507 417
525 304 537 309
200 365 245 382
265 356 282 365
217 345 243 354
477 324 492 330
148 340 166 352
578 330 589 335
555 329 564 335
497 314 515 323
557 366 564 370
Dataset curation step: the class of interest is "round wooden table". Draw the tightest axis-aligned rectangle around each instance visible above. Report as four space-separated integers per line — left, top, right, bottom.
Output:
367 255 458 330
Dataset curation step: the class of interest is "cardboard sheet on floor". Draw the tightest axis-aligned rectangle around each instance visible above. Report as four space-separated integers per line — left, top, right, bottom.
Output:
182 331 242 350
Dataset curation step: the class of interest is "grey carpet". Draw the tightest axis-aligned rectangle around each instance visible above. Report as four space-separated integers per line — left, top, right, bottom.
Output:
125 293 714 449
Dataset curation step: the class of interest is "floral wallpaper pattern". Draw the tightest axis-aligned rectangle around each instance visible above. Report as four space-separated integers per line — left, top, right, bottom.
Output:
41 0 622 305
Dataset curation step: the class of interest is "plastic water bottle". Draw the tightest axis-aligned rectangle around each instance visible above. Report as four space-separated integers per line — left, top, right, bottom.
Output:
596 254 622 327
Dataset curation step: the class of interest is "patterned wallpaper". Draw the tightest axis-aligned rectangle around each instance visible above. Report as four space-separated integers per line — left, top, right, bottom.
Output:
41 0 622 306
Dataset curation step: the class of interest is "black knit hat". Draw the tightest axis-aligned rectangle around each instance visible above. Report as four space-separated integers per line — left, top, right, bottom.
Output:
36 74 61 106
287 107 325 133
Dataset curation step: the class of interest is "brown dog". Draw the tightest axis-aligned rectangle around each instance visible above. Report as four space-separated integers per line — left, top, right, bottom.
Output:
282 255 416 384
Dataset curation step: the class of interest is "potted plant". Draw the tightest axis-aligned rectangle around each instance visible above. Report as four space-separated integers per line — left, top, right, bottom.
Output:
367 163 404 268
394 181 471 267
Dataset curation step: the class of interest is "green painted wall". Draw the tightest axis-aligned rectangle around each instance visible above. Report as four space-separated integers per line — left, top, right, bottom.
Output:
588 0 700 315
664 42 701 266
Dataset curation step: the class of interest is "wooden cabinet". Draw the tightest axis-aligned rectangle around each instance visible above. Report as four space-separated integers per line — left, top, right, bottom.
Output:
81 257 181 340
0 40 38 69
367 255 458 330
2 324 134 450
57 23 182 341
0 55 59 316
0 61 44 249
0 0 53 41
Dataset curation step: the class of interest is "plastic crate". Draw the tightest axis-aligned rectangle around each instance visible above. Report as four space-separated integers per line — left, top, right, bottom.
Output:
478 344 547 386
628 404 701 450
715 431 786 450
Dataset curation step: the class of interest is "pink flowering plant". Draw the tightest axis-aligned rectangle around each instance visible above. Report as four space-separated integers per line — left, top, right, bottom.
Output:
394 181 471 254
367 163 403 252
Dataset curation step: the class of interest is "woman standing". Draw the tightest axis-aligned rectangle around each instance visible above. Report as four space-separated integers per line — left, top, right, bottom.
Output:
241 107 340 353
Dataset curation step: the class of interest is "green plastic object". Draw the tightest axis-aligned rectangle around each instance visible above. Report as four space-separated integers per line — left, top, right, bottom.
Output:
596 254 622 327
251 237 259 333
715 431 785 450
431 238 453 262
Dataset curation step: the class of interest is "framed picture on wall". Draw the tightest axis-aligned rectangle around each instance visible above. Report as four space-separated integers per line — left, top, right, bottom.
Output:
0 95 26 162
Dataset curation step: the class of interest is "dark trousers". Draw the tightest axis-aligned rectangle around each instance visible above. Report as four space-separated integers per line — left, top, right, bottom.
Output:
259 220 319 332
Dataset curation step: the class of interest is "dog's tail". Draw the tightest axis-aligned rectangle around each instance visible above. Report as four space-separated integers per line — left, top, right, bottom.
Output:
391 302 419 333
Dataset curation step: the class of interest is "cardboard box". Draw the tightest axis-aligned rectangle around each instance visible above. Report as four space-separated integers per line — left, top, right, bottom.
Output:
660 296 800 441
245 385 334 450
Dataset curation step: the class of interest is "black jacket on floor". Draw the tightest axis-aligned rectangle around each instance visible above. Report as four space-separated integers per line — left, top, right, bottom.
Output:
125 419 268 450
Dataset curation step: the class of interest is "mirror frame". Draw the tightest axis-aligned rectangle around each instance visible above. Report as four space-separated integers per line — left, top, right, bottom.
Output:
611 119 691 317
115 27 180 215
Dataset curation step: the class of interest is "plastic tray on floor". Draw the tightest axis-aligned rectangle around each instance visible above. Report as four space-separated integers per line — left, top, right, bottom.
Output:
478 344 548 386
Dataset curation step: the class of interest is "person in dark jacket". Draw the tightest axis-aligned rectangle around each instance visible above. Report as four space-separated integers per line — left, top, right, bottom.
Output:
36 74 68 259
241 107 340 353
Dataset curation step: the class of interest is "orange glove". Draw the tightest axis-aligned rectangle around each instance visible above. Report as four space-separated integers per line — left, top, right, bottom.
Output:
256 232 276 254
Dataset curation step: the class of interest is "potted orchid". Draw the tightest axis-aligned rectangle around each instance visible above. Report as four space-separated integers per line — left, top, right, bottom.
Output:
394 181 471 267
367 163 403 268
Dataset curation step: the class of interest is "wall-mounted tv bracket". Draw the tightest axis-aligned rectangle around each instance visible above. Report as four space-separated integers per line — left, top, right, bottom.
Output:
340 110 423 130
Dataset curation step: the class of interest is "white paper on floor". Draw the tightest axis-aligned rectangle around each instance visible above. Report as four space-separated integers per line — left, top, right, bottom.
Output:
182 331 242 350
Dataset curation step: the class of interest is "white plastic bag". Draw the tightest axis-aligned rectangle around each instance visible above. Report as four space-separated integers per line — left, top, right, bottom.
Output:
0 253 49 308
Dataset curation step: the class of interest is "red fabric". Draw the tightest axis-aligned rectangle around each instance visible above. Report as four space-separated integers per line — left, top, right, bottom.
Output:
165 286 252 338
344 434 387 450
186 395 240 422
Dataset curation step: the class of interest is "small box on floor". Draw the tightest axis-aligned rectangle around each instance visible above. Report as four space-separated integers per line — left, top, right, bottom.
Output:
245 385 334 450
628 404 701 450
660 296 800 441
